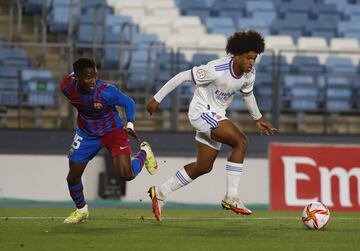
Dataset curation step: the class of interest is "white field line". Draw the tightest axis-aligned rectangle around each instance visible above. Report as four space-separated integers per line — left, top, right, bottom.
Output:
0 216 359 220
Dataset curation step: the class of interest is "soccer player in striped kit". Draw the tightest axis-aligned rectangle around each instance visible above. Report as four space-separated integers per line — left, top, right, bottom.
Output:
61 58 157 223
147 30 277 221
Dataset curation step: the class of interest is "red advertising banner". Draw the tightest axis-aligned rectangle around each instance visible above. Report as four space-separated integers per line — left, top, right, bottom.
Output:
270 144 360 211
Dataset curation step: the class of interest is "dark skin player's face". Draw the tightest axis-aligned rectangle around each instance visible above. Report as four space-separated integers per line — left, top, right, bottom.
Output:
232 51 258 76
75 67 98 94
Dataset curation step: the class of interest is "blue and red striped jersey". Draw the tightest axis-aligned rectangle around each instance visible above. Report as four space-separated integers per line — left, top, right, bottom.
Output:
60 73 135 138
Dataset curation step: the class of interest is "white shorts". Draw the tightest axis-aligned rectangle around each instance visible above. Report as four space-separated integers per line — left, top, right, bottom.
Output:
189 111 228 150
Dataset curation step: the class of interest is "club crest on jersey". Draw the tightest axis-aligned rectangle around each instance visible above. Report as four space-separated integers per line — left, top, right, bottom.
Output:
93 102 103 109
196 69 206 79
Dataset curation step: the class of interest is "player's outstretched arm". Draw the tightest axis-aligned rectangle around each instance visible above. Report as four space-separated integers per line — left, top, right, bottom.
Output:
146 97 160 115
255 117 278 135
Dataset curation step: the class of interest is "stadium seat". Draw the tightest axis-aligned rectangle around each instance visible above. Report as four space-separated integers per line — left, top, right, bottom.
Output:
211 0 247 16
283 74 319 111
23 0 48 14
204 17 235 33
246 1 275 14
297 37 329 64
77 23 104 44
191 53 218 66
291 56 324 73
324 57 357 74
48 5 79 33
21 69 56 106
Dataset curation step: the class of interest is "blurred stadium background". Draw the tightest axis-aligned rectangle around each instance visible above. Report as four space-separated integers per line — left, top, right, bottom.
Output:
0 0 359 212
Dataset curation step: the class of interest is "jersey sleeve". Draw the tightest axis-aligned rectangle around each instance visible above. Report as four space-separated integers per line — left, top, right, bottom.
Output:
191 64 217 86
103 84 136 121
60 72 75 96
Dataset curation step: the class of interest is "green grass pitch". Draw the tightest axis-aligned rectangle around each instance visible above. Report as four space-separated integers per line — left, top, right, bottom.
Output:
0 208 359 251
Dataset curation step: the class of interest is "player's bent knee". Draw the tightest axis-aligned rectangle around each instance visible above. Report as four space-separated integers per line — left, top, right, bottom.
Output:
236 137 250 149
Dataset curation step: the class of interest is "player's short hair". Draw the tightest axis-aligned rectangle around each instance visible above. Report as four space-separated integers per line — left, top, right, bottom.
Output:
73 58 96 74
225 30 265 56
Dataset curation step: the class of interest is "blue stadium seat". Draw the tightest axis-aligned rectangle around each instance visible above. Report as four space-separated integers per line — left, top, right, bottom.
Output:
251 11 277 23
257 55 291 73
209 27 235 37
185 9 211 22
48 6 78 33
292 56 324 73
77 23 104 44
79 6 112 25
159 52 189 71
283 74 319 111
310 3 340 18
205 17 235 33
306 16 337 41
132 33 160 46
23 0 48 14
21 69 56 106
0 78 19 91
0 48 30 68
278 0 315 16
254 72 273 110
191 53 218 66
272 13 309 39
81 0 108 10
325 57 357 74
343 4 360 19
211 0 247 16
0 67 19 79
180 82 195 109
246 1 275 14
102 48 130 69
178 0 210 16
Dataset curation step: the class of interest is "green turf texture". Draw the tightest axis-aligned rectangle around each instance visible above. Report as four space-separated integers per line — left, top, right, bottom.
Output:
0 208 359 251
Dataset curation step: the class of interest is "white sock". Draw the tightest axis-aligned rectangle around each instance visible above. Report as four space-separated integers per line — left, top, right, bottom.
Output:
225 161 243 198
159 168 193 199
77 204 88 213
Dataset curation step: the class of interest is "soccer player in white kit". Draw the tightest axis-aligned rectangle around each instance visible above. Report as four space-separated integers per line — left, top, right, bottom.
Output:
147 30 277 221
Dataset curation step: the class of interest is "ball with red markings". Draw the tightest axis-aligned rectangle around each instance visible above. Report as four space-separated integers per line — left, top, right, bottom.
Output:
302 202 330 230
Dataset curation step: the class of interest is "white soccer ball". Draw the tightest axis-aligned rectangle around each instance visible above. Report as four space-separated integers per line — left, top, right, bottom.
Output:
301 202 330 230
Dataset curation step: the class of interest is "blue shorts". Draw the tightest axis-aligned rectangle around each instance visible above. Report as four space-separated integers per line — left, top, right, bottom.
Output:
68 128 131 163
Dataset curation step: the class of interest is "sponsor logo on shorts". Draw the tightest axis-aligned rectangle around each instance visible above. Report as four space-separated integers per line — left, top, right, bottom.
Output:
119 146 128 150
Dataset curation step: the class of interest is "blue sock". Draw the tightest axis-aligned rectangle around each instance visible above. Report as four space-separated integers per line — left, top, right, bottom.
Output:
131 150 146 176
68 181 86 209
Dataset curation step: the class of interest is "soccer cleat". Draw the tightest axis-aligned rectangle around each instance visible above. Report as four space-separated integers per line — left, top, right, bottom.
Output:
63 209 89 224
140 141 158 175
148 186 164 221
221 196 252 215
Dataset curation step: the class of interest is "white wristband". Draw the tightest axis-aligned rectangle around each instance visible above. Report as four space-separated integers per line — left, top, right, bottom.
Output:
126 121 134 131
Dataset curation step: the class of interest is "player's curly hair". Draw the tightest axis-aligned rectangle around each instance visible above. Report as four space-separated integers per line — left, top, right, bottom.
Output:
225 30 265 56
73 58 96 74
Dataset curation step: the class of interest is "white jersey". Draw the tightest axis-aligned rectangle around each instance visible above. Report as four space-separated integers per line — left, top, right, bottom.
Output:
189 56 256 119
